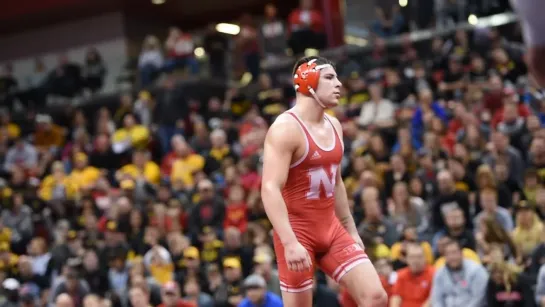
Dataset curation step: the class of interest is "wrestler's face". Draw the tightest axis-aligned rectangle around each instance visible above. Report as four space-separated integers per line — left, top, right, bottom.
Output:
316 66 342 108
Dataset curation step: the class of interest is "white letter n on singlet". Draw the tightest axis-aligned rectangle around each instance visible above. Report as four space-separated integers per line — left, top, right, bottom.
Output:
306 164 338 200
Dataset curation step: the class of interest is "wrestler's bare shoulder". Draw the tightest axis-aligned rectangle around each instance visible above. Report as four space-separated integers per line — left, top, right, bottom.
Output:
265 113 303 145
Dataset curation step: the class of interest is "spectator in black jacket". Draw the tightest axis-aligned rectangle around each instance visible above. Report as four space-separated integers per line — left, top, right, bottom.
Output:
46 55 84 99
83 48 106 94
432 170 472 231
154 77 189 154
188 179 225 239
487 260 536 307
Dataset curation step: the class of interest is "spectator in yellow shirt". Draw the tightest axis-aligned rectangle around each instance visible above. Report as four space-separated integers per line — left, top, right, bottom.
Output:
0 221 11 247
0 110 20 141
34 114 65 153
70 152 101 191
117 150 161 185
112 113 150 154
0 242 18 276
512 201 544 257
170 138 204 191
39 161 78 202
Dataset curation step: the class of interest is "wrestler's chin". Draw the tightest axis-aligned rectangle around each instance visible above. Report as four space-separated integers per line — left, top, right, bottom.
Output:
323 98 340 109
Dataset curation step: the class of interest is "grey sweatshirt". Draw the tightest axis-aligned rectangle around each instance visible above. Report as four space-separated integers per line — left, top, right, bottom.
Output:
430 259 489 307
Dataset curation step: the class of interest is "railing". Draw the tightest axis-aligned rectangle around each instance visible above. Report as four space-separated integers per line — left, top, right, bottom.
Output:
10 11 521 126
261 11 520 74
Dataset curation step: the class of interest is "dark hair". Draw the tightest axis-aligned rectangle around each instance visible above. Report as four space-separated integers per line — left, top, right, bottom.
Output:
444 238 462 251
292 56 335 76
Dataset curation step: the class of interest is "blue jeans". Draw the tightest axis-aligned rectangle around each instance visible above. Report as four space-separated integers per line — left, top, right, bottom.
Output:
163 57 199 75
158 126 185 154
140 64 160 86
372 14 405 37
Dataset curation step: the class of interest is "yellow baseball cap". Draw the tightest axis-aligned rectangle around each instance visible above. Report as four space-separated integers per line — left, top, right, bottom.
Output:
223 257 241 269
139 90 151 100
67 230 78 240
74 152 88 162
183 246 200 259
120 179 135 190
106 221 118 232
0 242 9 252
374 244 391 259
253 253 271 264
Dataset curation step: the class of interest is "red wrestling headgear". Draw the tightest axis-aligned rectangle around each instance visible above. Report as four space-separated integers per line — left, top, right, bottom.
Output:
293 59 332 96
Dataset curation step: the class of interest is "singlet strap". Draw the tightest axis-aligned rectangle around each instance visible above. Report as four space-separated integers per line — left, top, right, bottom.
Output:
324 115 344 151
285 111 310 168
286 111 311 135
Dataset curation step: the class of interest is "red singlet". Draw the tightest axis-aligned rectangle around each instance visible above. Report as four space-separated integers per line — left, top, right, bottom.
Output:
272 111 369 293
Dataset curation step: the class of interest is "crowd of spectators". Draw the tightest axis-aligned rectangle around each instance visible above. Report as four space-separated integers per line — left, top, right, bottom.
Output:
0 49 107 110
138 0 329 87
3 1 545 307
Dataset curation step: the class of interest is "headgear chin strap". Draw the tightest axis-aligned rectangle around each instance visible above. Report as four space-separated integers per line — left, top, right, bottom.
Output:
293 59 332 108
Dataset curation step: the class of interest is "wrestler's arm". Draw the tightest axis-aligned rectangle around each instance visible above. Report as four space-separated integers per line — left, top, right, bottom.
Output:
334 163 358 235
329 116 359 237
261 116 299 245
511 0 545 47
511 0 545 85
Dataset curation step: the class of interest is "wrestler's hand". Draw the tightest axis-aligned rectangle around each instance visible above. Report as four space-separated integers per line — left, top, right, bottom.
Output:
284 241 312 272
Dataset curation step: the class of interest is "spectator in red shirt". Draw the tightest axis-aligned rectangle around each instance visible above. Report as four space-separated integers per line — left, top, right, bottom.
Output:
287 0 326 55
164 27 199 75
491 89 531 128
448 103 469 135
161 135 188 177
224 184 248 233
390 244 434 307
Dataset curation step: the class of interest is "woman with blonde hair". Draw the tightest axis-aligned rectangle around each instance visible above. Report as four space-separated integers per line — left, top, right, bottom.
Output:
486 259 534 306
476 216 520 264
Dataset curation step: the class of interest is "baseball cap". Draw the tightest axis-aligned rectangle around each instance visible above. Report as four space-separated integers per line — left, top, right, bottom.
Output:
120 179 135 190
2 278 20 290
106 220 118 232
417 148 431 158
183 246 200 259
35 114 52 124
0 241 10 252
206 263 220 274
67 230 78 240
253 253 272 264
516 200 533 211
374 244 391 259
223 257 241 269
201 226 213 235
244 274 266 288
74 152 88 162
139 90 152 100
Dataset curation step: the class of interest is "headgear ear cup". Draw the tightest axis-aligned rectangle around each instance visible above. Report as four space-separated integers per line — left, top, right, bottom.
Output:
293 59 321 96
293 59 333 96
